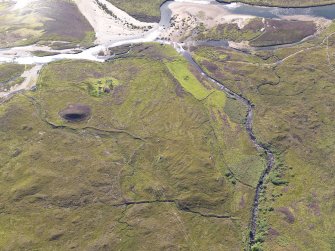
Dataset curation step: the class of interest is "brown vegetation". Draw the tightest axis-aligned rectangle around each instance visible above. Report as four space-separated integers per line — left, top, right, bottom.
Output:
250 19 317 47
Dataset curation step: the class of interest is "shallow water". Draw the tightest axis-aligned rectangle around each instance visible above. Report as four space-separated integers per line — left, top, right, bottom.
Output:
0 29 161 65
220 2 335 19
160 0 335 24
1 0 335 65
158 1 335 43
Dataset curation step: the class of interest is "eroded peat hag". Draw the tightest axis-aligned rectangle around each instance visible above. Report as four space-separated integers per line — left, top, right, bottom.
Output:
180 46 275 249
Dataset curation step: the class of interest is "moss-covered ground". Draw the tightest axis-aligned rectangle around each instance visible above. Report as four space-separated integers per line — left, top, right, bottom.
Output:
0 44 266 250
191 22 335 250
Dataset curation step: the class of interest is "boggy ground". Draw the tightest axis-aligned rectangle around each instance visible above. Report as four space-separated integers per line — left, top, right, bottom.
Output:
0 0 95 49
191 22 335 251
0 44 265 250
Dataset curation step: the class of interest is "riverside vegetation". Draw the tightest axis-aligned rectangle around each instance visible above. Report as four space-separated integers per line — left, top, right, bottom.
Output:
191 22 335 251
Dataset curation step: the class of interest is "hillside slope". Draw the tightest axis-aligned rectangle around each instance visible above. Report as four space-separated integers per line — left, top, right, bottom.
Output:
0 44 265 250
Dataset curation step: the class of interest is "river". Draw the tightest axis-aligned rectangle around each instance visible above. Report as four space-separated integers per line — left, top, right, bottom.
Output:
1 0 335 65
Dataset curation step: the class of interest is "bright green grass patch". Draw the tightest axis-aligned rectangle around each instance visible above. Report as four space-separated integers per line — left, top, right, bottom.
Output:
165 47 264 188
165 59 213 100
84 77 121 97
192 37 335 250
204 90 226 109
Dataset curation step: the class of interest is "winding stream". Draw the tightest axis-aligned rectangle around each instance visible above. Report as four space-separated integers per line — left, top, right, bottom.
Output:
178 44 274 246
1 0 335 248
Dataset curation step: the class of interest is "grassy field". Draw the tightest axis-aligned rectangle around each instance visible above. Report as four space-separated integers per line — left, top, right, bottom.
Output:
191 22 335 250
0 0 95 48
0 44 266 250
107 0 164 22
217 0 335 7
